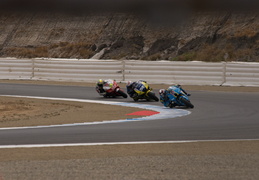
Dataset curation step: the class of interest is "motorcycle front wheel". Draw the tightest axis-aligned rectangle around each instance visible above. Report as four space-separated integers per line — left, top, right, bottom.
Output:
180 97 194 108
118 90 128 98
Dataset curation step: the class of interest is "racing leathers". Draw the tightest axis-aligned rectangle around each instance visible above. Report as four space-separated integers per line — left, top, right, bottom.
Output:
126 80 147 98
96 79 114 97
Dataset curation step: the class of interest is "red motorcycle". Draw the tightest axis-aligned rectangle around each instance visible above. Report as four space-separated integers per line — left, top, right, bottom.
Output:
96 79 128 98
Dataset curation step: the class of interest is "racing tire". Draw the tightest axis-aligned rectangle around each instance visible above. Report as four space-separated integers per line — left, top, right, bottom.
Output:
118 90 128 98
180 97 194 108
147 92 159 101
133 98 138 102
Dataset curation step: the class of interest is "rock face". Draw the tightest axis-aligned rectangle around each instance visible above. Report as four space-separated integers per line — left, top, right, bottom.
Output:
0 10 258 62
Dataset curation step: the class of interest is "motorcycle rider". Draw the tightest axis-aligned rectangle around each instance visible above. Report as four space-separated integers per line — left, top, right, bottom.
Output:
96 79 113 97
159 84 190 108
126 80 147 98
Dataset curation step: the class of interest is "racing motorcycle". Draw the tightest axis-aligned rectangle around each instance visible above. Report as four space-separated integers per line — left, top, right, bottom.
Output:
131 81 159 102
167 85 194 108
96 79 128 98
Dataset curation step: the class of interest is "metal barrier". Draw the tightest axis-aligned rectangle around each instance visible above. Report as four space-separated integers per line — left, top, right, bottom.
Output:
0 58 259 86
33 59 123 82
124 61 224 85
0 58 33 79
225 62 259 86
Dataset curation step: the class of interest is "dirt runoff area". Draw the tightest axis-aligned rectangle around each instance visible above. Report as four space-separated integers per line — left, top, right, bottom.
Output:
0 80 259 180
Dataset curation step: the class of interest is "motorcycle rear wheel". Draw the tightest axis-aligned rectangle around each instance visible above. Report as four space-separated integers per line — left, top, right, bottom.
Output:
147 92 159 101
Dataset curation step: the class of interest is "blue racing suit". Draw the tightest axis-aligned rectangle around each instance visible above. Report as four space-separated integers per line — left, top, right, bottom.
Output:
160 90 173 107
160 85 190 108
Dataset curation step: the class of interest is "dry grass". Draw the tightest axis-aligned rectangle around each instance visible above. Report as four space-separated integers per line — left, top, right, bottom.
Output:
172 52 196 61
5 47 49 58
234 27 258 38
195 44 228 62
143 53 162 61
172 43 258 62
4 42 95 59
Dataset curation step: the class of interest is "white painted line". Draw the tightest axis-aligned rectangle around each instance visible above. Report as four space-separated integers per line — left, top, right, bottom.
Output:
0 139 258 149
0 95 191 130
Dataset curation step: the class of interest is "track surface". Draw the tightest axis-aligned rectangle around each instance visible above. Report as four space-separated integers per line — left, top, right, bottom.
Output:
0 83 259 145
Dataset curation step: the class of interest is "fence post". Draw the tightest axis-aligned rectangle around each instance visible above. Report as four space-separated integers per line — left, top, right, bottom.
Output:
31 59 35 79
221 62 226 85
122 60 125 82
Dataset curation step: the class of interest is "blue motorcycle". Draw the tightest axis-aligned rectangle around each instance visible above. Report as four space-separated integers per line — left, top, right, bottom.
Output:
161 85 194 108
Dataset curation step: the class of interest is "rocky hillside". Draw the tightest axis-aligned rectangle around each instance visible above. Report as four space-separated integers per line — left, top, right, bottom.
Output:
0 2 258 62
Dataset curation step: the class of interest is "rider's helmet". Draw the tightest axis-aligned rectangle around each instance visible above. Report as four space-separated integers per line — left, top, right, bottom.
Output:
126 81 132 87
97 79 104 87
159 89 165 95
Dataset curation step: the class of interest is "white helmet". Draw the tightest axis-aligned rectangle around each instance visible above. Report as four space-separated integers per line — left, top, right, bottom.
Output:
159 89 165 95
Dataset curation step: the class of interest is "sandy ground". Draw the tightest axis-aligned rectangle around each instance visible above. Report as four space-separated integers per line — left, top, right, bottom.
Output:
0 80 259 180
0 96 144 128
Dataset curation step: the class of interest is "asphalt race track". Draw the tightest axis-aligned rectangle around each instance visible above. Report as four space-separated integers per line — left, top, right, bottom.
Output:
0 83 259 146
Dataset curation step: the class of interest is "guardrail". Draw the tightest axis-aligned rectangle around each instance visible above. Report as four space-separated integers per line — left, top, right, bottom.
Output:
0 58 259 86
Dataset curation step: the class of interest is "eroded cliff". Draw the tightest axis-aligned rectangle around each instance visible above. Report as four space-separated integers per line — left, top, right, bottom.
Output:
0 10 258 62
